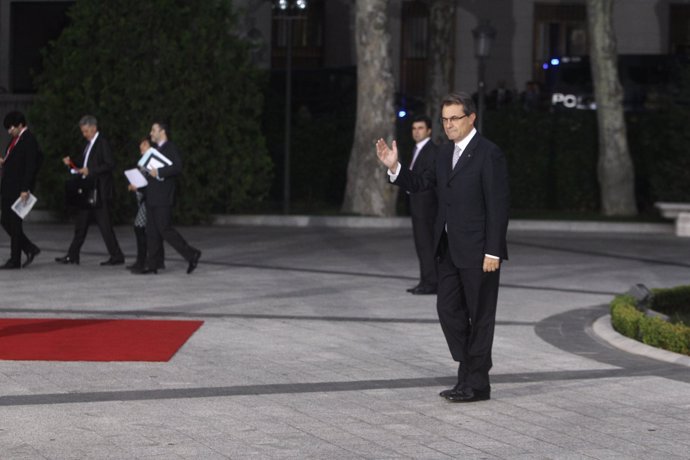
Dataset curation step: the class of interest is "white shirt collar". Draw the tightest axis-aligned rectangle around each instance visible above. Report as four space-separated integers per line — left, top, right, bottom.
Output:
415 137 431 150
455 128 477 152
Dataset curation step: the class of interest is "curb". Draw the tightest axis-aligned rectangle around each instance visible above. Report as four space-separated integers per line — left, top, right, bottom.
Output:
591 314 690 367
213 215 674 233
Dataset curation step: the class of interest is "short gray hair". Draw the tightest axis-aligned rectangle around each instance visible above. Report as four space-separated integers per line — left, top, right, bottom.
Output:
79 115 98 127
441 92 477 116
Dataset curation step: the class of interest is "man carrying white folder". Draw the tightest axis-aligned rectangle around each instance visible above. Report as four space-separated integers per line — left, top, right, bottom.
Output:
132 121 201 275
1 111 42 269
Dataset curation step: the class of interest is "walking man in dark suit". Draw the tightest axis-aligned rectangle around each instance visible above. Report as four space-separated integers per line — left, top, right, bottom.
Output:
406 115 438 295
1 111 42 269
132 121 200 275
56 115 125 266
376 92 509 403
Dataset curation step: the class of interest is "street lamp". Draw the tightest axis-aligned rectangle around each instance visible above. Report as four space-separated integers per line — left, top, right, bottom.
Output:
272 0 308 214
472 19 496 134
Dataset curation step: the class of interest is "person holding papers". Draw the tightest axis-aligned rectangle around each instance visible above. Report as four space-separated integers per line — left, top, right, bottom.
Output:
125 137 164 272
132 121 201 275
0 111 42 269
55 115 125 266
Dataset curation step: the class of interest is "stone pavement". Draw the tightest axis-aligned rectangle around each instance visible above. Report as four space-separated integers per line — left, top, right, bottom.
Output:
0 222 689 459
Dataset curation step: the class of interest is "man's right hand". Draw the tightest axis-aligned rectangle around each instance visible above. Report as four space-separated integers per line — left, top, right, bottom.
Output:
375 138 399 173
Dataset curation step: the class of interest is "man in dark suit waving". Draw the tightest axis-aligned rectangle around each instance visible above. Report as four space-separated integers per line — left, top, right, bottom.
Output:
1 111 42 269
56 115 125 265
132 121 201 275
406 115 438 295
376 92 509 403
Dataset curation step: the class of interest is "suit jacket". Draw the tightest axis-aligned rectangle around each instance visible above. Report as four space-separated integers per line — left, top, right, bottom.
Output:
408 140 438 221
146 140 183 207
78 133 116 202
395 133 510 269
1 129 41 207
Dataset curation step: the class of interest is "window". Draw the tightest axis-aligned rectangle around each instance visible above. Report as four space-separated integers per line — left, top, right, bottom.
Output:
670 4 690 55
400 1 429 98
533 3 587 83
10 1 74 93
271 0 324 69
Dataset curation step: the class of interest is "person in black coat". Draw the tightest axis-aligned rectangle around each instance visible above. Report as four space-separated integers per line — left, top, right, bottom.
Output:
376 92 509 403
55 115 125 265
406 115 438 295
132 121 200 275
1 111 41 269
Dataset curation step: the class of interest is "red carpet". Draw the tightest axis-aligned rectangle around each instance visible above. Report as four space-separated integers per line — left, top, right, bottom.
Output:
0 318 203 362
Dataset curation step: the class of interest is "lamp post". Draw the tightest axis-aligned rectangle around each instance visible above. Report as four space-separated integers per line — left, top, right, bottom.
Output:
472 20 496 134
272 0 308 214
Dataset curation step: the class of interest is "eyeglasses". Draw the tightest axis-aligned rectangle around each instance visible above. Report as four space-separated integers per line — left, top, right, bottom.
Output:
440 115 468 124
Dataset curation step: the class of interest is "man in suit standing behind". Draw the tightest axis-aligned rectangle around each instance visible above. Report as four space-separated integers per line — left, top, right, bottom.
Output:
1 111 42 269
376 92 509 403
132 121 200 275
406 115 438 295
56 115 125 265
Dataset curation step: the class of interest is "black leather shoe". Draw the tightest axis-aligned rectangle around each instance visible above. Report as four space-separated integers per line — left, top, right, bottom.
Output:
439 387 457 398
406 284 421 293
0 260 21 269
126 262 144 271
445 387 491 403
23 248 41 268
131 266 157 275
55 255 79 265
411 286 437 295
100 257 125 266
187 249 201 274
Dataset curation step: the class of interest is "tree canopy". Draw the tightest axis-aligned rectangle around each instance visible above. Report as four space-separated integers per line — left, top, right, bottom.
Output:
30 0 272 223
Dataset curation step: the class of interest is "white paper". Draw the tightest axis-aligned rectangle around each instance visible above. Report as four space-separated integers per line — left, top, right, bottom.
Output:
124 168 148 188
138 147 172 171
11 192 37 219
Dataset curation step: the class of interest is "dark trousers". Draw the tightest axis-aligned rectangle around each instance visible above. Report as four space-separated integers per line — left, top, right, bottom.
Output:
436 233 500 392
1 200 39 264
411 212 437 288
67 204 123 259
145 204 195 267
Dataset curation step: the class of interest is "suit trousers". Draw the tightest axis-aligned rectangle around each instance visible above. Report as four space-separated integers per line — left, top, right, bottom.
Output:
411 212 437 287
145 204 195 266
436 232 500 392
1 200 38 264
67 204 123 259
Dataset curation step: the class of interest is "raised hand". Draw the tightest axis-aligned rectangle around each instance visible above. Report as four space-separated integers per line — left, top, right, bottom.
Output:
375 138 399 171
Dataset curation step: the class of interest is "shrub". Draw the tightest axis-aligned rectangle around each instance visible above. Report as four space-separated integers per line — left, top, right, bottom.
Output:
650 285 690 316
610 296 643 338
610 292 690 356
639 316 690 355
29 0 272 223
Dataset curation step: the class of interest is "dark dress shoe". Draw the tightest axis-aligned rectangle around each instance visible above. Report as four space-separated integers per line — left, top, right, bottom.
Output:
187 249 201 274
131 266 158 275
22 248 41 268
406 284 421 293
445 387 491 403
0 260 21 269
100 257 125 266
411 285 437 295
55 255 79 265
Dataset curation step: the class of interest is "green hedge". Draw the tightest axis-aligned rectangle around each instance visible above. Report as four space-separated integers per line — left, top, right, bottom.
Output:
610 292 690 356
650 285 690 314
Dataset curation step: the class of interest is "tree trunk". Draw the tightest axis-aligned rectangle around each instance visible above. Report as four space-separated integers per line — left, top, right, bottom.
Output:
586 0 638 216
425 0 456 144
341 0 397 216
